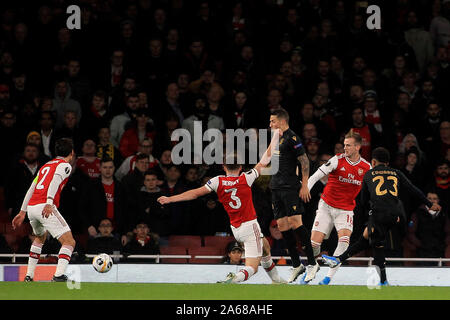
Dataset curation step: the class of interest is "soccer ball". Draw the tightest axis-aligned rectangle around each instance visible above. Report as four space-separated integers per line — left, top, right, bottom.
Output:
92 253 113 273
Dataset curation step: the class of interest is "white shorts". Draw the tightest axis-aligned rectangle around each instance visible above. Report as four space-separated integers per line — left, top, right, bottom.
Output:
231 219 264 258
27 204 71 239
311 199 354 239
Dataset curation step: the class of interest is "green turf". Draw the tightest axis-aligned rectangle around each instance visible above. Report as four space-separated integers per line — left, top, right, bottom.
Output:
1 282 449 300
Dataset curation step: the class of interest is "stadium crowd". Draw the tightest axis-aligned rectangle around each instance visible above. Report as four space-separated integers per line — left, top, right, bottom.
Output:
0 0 449 265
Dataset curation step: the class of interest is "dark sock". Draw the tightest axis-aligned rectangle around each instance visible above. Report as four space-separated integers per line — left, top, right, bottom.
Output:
281 230 301 268
294 225 316 265
338 235 370 262
373 247 387 283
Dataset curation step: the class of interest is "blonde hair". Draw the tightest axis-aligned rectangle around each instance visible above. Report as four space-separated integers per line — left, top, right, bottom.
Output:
345 129 362 145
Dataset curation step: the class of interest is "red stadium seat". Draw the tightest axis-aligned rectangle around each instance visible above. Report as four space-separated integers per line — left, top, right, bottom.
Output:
160 246 188 264
188 247 224 264
203 236 236 255
168 235 202 249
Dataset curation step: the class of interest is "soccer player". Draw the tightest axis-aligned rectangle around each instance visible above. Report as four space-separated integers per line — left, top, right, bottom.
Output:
322 147 442 285
268 108 319 283
157 133 285 284
12 138 77 282
305 130 371 285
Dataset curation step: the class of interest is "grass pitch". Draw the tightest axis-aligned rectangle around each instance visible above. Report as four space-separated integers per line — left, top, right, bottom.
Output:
1 282 449 300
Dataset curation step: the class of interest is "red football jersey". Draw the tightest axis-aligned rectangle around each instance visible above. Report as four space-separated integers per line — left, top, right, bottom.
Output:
76 156 101 179
320 153 371 211
29 158 72 208
205 168 259 228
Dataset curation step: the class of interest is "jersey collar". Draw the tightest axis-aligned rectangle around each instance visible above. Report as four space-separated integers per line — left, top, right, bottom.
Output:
345 156 361 166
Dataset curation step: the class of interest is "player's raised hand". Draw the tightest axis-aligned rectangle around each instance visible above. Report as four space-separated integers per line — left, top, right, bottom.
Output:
42 204 54 218
299 185 311 203
157 196 171 205
12 211 26 230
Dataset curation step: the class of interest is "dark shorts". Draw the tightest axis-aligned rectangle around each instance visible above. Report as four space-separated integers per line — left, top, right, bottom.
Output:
271 189 304 220
367 210 398 247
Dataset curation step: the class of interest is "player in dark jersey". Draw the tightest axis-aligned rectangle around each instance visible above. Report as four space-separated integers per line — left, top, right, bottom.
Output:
269 108 319 283
322 147 441 285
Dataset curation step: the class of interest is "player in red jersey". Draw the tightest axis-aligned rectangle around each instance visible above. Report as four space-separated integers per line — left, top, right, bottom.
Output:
12 138 77 282
158 132 286 284
304 130 371 285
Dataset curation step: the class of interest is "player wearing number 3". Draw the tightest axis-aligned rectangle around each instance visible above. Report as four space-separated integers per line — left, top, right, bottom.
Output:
12 138 77 282
305 130 371 285
158 131 285 284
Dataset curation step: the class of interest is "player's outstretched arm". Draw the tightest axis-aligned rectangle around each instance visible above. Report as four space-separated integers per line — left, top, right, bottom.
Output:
307 156 337 191
397 170 442 212
157 186 212 205
254 128 282 175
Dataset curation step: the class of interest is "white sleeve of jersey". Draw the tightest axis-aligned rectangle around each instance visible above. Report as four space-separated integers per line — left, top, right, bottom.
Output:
20 178 38 211
307 155 338 191
244 168 259 187
204 176 220 193
46 163 72 205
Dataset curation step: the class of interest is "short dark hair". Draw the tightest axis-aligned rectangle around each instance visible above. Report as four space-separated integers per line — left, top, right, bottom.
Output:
223 152 243 171
54 138 74 157
100 156 114 165
144 170 158 178
372 147 390 164
136 153 149 161
270 107 289 123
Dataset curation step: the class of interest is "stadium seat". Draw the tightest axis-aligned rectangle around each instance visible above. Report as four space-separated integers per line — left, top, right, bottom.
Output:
203 236 236 254
188 247 224 264
159 246 189 264
74 234 89 251
3 234 20 252
168 235 202 249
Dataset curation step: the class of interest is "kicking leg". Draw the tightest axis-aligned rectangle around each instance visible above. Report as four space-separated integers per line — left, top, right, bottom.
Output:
261 237 285 283
53 231 76 281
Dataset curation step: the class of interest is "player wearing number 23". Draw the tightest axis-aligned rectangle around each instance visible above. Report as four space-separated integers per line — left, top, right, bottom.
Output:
322 147 441 285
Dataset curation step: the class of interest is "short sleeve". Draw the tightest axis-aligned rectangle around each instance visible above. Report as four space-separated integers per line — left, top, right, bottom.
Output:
243 168 259 187
205 176 220 193
55 162 72 180
290 134 305 157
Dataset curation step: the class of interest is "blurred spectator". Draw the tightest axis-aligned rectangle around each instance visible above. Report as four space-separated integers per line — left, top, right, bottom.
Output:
160 164 190 235
403 192 449 266
80 157 127 244
65 58 91 108
348 106 380 160
96 127 123 169
38 111 56 158
182 95 225 139
401 146 426 189
80 90 112 139
5 143 42 216
222 241 244 265
119 108 155 158
110 93 140 148
137 171 169 242
52 79 82 129
53 110 83 153
76 139 101 179
109 74 138 117
123 222 160 262
0 110 23 185
121 153 150 217
427 159 450 209
115 138 158 181
86 218 122 254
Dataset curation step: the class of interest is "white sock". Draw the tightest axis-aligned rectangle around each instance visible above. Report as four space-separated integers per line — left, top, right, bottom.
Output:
26 241 42 278
311 240 321 258
327 236 349 278
232 266 256 283
261 255 281 281
54 245 73 277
